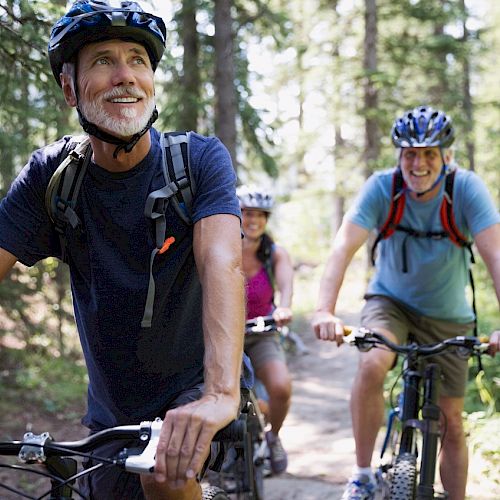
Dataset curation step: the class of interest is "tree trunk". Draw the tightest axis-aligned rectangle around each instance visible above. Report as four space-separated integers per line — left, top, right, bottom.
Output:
214 0 238 168
363 0 378 269
363 0 378 180
179 0 200 131
460 0 475 171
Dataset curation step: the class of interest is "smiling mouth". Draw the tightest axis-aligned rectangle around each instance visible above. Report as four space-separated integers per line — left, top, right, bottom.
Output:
109 97 141 103
411 170 430 177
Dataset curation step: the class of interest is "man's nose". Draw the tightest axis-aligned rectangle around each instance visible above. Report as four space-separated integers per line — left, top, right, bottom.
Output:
111 62 136 86
412 152 425 166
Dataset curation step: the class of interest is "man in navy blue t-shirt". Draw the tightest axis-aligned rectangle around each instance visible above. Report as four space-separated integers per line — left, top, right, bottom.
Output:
0 2 246 499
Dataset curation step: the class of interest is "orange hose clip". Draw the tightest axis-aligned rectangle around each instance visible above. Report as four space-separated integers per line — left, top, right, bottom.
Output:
159 236 176 254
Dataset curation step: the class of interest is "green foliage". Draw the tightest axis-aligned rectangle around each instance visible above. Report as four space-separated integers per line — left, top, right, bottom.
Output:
156 0 287 174
0 0 69 192
465 413 500 492
0 347 87 414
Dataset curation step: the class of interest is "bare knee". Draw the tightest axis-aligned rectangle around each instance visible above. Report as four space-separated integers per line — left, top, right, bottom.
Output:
439 398 466 447
356 354 391 389
141 476 201 500
268 378 292 404
257 361 292 402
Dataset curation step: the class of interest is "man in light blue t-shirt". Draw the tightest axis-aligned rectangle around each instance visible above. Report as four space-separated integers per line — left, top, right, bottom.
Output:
312 105 500 500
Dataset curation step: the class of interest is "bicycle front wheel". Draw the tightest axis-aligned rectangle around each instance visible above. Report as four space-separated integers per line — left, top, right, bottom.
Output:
202 485 230 500
389 452 417 500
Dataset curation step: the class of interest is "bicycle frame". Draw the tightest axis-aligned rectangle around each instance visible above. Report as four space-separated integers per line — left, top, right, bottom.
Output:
210 389 265 500
395 353 442 499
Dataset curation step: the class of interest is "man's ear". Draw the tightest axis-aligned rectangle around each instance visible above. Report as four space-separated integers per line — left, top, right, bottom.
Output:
61 74 77 107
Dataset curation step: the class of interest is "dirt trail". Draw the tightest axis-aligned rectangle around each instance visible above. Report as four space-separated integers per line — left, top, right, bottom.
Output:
263 311 361 500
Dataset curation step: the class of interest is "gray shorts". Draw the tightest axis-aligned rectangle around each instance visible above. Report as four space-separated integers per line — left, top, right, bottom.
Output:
78 383 204 499
361 295 475 398
244 332 286 372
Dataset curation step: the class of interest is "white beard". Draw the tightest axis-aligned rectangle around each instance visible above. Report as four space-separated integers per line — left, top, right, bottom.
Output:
79 86 155 138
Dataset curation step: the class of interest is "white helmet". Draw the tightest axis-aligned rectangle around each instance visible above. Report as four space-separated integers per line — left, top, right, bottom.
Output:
236 186 274 213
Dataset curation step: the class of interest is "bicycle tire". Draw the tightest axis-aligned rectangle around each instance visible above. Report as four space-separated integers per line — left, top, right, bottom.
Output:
252 455 264 500
202 485 230 500
389 452 417 500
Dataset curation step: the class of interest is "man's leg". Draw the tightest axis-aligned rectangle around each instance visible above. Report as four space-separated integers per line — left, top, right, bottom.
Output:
350 334 396 467
141 476 202 500
438 396 467 500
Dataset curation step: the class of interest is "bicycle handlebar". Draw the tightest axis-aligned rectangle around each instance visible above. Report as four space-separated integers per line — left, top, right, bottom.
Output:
344 327 489 358
0 417 245 474
245 315 278 334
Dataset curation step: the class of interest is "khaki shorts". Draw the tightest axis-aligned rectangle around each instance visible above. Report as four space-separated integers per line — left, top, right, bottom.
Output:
244 332 286 372
361 295 475 398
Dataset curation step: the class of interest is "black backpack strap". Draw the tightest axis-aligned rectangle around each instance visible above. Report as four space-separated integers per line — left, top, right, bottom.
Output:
161 131 194 225
45 136 92 262
141 131 194 328
371 169 406 265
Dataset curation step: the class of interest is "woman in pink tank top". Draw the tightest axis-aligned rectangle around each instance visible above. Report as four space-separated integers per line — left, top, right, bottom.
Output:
238 186 294 475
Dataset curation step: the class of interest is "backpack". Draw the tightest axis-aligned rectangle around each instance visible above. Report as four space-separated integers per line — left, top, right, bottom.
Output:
371 167 477 334
44 131 194 327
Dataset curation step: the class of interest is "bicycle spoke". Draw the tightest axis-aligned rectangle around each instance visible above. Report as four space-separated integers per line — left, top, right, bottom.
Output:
36 462 108 500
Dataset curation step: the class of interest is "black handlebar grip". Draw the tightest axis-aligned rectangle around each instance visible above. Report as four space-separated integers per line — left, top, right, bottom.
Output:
212 419 246 442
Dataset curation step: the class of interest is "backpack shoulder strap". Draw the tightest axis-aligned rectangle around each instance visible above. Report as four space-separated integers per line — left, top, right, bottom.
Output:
439 170 470 248
440 169 477 336
141 131 194 328
371 169 406 265
45 136 92 262
160 131 194 225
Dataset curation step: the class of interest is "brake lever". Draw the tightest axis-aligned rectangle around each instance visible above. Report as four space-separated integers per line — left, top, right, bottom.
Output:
124 418 162 474
344 327 374 352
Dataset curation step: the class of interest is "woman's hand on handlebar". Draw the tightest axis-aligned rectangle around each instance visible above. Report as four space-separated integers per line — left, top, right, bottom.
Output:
272 306 293 327
312 310 345 345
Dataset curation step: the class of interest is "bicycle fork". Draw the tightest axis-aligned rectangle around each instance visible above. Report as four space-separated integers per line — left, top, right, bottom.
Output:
417 363 441 500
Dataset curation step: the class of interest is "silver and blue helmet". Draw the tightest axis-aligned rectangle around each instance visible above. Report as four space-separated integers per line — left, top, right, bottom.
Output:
391 105 455 148
48 1 166 86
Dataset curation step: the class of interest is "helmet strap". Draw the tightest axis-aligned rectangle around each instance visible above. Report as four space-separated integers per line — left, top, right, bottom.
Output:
77 107 159 159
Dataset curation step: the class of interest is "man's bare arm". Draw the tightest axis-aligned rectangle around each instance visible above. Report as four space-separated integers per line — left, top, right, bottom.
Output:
153 213 244 487
312 220 370 344
0 247 18 282
474 223 500 306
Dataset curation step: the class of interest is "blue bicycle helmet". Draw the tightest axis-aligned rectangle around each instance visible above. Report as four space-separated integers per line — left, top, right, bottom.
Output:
391 105 455 149
48 0 166 86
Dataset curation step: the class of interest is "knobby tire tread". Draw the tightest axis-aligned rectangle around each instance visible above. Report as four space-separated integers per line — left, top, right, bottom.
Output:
202 484 230 500
389 452 417 500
